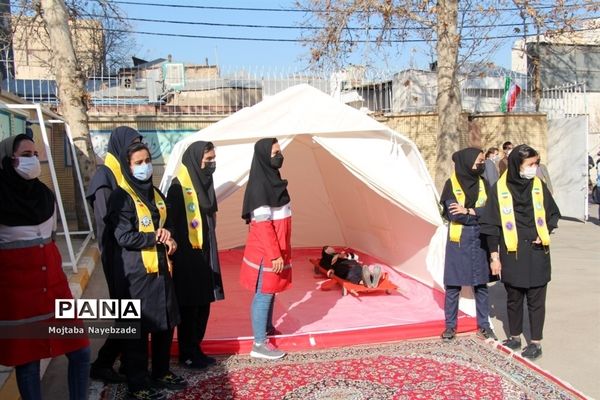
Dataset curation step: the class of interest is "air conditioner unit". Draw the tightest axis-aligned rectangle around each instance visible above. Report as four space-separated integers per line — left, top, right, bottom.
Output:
162 63 185 90
120 75 135 89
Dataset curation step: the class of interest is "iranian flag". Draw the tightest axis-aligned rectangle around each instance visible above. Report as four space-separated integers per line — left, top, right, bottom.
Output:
500 76 521 112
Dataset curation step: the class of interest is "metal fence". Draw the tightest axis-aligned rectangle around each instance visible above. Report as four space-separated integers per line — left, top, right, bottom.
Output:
0 60 588 118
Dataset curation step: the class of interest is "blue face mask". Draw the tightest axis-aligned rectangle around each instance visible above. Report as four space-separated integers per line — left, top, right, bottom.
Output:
132 163 153 181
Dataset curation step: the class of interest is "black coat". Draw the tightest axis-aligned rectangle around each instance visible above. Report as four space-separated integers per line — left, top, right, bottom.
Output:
480 181 560 289
86 165 125 299
105 187 180 331
167 181 224 306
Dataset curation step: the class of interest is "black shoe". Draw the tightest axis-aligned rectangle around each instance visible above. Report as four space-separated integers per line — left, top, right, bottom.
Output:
502 337 522 350
127 388 166 400
179 358 208 370
198 352 217 365
441 327 456 341
476 327 498 341
151 372 188 390
90 365 127 383
521 343 542 360
267 326 283 336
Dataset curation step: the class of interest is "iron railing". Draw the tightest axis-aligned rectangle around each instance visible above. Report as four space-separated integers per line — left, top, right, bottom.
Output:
0 60 588 118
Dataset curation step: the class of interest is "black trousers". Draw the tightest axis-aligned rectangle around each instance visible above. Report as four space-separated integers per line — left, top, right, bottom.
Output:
177 304 211 362
124 328 174 392
505 284 547 341
92 337 124 369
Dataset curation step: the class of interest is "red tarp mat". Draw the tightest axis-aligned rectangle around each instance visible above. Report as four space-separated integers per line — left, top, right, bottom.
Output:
173 247 477 355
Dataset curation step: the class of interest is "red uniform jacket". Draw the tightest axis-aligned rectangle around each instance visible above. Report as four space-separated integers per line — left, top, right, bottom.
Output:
240 202 292 293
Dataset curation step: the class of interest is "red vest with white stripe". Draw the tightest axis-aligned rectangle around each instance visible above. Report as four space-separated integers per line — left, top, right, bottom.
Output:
240 202 292 293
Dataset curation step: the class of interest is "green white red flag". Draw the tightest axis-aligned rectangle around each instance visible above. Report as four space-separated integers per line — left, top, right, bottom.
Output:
500 76 521 112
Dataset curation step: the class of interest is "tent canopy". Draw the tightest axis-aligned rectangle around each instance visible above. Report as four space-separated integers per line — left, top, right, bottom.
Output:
160 84 444 288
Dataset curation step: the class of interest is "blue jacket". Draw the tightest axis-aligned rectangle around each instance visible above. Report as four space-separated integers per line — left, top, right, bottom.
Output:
443 199 490 286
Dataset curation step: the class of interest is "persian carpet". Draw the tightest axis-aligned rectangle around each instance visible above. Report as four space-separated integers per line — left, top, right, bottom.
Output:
89 336 587 400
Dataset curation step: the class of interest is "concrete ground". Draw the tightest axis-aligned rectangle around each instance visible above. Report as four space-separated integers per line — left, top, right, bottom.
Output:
489 203 600 399
9 205 599 399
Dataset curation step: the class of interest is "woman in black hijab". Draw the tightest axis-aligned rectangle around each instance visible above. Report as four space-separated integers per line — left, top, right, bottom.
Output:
86 126 142 383
0 134 90 400
439 148 496 342
480 144 560 360
240 138 291 360
167 141 224 369
104 141 186 399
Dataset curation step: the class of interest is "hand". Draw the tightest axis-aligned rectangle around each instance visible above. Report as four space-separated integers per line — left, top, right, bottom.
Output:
155 228 171 244
532 236 541 244
490 259 502 276
166 238 177 256
449 203 468 216
271 257 284 274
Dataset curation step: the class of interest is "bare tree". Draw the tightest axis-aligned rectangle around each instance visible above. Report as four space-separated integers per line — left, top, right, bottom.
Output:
512 0 600 112
67 0 136 73
35 0 95 230
298 0 593 189
5 1 134 78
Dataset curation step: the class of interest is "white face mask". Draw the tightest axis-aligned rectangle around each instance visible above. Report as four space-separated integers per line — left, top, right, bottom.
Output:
15 156 41 180
519 165 537 180
132 163 153 181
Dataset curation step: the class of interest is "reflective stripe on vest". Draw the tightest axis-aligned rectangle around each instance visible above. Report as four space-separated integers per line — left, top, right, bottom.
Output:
105 153 167 273
176 164 203 249
448 172 487 243
497 172 550 252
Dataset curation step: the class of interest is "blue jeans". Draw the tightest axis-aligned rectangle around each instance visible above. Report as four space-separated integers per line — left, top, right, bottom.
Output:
15 346 91 400
251 266 276 344
444 284 490 330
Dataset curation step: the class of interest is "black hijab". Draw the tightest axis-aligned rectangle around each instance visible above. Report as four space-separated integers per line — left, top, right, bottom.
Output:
241 138 290 222
86 126 143 201
480 144 560 236
506 144 535 209
440 147 484 209
118 141 156 212
181 141 218 214
107 126 143 159
0 134 55 226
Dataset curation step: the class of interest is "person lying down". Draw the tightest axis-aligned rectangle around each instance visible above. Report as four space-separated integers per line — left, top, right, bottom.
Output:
319 246 382 288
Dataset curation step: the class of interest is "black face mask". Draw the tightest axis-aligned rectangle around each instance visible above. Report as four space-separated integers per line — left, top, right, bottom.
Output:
270 153 284 169
202 161 216 175
475 163 485 176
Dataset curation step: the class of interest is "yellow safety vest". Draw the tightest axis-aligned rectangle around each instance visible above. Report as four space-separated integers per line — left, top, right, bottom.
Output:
105 153 167 273
449 172 487 243
497 172 550 252
176 164 204 249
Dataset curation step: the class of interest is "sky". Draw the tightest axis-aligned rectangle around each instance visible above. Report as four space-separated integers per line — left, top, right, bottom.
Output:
112 0 579 73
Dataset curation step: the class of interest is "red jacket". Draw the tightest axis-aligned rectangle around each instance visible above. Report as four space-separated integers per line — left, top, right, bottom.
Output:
240 203 292 293
0 242 89 366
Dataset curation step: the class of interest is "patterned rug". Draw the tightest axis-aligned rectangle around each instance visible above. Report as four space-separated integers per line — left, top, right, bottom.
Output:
90 336 586 400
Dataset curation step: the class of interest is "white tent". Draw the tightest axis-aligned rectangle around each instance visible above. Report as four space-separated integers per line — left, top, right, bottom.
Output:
160 84 458 304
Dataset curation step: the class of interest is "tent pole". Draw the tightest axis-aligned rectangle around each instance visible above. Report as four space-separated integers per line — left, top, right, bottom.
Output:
34 104 78 273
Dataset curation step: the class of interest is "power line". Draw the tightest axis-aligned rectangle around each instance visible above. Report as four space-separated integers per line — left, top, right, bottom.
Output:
92 26 600 43
86 14 600 32
107 0 596 14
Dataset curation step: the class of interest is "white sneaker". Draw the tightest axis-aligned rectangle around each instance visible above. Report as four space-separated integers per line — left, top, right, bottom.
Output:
250 342 286 360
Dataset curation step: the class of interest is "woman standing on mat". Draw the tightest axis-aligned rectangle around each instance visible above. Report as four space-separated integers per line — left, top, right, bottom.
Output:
240 138 291 360
0 134 90 400
105 142 187 400
440 148 497 342
480 144 560 360
167 141 225 369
